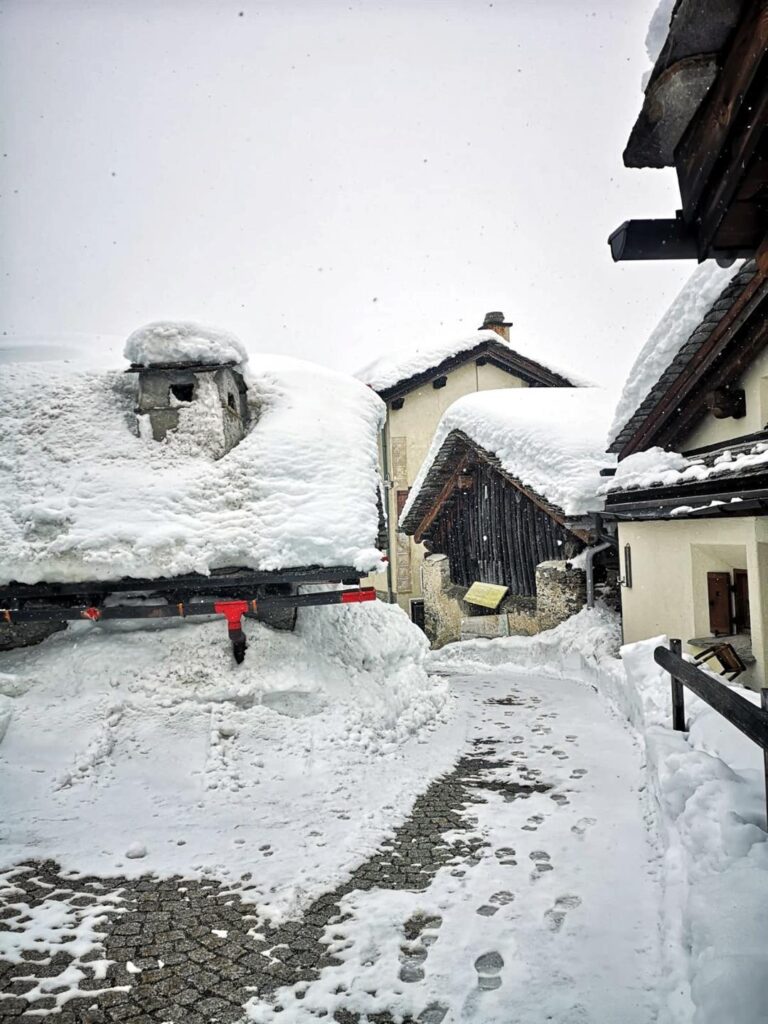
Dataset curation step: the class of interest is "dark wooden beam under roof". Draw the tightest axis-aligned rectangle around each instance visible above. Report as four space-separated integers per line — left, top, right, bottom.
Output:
375 339 573 403
610 0 768 262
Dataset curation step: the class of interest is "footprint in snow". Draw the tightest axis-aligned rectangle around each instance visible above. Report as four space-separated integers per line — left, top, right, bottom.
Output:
571 768 588 779
571 817 596 837
550 793 570 806
494 847 517 865
474 950 504 990
522 814 544 832
545 894 582 932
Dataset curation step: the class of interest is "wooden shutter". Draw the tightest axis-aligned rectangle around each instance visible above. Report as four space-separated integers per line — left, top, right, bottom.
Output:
396 489 411 519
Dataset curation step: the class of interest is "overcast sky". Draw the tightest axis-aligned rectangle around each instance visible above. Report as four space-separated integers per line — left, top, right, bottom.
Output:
1 0 688 390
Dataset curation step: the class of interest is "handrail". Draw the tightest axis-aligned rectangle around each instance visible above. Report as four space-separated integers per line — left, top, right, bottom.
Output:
654 641 768 826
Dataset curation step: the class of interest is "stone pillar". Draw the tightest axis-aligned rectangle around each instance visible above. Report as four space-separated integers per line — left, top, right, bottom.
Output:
421 554 463 649
535 560 587 631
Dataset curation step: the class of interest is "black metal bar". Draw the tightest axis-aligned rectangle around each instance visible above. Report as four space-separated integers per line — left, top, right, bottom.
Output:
762 689 768 829
0 565 364 603
1 588 376 625
670 638 686 731
608 217 753 263
654 646 768 751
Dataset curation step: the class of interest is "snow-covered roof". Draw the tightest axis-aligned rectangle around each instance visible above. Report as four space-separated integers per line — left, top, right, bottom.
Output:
609 260 752 452
124 321 248 367
0 349 385 584
602 440 768 498
356 329 582 395
401 388 615 526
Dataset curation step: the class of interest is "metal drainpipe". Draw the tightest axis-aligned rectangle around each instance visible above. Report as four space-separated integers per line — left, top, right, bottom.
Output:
585 542 611 608
381 406 394 604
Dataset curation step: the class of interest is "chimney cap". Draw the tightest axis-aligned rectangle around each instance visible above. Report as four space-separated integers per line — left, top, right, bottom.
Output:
479 310 513 330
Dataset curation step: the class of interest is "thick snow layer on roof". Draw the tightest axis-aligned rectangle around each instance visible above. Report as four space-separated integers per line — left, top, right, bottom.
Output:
603 443 768 495
124 321 248 367
0 354 385 584
609 261 742 444
357 329 583 393
402 388 615 520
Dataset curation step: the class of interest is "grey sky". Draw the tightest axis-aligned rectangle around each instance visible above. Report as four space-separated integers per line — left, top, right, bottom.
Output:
1 0 689 390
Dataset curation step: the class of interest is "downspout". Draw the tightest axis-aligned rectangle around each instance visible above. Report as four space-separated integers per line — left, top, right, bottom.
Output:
380 405 394 604
585 542 611 608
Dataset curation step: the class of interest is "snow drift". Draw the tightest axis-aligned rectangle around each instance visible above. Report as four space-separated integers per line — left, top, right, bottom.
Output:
0 343 386 583
0 600 449 913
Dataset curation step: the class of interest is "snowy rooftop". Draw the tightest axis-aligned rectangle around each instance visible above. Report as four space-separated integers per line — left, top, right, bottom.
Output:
0 342 385 584
356 329 582 394
124 320 249 367
602 440 768 498
401 388 615 524
609 260 750 451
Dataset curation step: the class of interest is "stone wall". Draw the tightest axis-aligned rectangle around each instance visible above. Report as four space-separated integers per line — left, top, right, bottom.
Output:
420 553 587 649
421 554 463 648
535 561 587 631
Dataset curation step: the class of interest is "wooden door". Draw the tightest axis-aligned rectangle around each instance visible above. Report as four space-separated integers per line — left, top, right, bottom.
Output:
707 572 732 636
733 569 751 633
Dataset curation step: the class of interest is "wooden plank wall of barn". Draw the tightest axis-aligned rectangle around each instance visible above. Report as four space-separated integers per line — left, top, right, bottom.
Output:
428 461 581 595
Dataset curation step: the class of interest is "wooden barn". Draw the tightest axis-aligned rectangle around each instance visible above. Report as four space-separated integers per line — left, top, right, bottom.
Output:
398 389 613 647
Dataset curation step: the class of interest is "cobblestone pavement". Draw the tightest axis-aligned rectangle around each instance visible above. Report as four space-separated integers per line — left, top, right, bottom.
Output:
0 684 556 1023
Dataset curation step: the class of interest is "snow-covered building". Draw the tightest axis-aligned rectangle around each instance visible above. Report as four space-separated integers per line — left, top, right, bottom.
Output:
602 259 768 688
356 312 582 621
0 322 388 654
398 388 615 646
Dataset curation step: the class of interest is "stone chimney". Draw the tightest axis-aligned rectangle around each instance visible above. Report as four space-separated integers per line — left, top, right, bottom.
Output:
479 311 513 343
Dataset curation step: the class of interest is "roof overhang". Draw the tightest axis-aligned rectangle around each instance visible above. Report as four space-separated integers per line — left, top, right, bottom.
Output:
376 340 573 403
400 429 591 544
610 0 767 262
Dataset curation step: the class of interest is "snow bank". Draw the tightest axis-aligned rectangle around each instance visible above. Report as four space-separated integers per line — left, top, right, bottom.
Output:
124 320 248 367
0 352 385 583
356 329 583 392
0 600 449 917
428 604 622 679
610 261 743 445
603 442 768 495
432 614 768 1024
402 388 615 521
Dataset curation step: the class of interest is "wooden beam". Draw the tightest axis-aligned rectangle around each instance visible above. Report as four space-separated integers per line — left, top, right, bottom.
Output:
676 1 768 255
414 453 471 543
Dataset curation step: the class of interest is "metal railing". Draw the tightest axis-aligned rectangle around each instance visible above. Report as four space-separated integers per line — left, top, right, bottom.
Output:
654 640 768 826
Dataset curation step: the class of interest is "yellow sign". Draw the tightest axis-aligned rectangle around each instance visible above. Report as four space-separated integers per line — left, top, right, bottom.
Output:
464 582 509 610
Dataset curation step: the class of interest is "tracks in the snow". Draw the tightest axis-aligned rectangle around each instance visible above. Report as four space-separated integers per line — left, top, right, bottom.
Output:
0 684 558 1023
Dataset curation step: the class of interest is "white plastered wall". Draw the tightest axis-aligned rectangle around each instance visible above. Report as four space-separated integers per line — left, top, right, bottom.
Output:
369 360 526 613
618 516 768 689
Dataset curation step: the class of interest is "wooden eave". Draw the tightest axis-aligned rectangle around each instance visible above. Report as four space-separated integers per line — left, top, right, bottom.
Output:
624 0 746 169
618 0 767 261
614 256 768 459
400 430 589 544
376 340 573 403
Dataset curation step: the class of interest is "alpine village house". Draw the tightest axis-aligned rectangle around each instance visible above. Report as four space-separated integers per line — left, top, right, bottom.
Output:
357 312 580 627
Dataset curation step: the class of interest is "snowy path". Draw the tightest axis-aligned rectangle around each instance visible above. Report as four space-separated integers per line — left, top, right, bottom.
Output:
250 669 663 1022
0 668 662 1023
